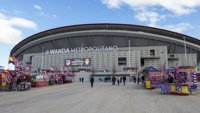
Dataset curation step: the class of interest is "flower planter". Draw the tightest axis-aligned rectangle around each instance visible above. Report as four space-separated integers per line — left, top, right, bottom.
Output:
34 81 49 87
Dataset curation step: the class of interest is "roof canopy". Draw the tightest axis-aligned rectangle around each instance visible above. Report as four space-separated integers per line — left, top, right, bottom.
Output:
143 66 159 72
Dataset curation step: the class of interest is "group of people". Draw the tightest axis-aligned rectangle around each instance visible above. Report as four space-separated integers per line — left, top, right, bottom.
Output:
133 75 144 85
81 74 146 88
89 75 129 88
79 77 84 83
112 76 127 86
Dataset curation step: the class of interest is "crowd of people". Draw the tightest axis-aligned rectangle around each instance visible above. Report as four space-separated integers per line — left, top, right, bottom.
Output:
88 74 145 88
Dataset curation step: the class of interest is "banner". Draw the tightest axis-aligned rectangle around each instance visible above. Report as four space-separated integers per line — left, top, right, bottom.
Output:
65 58 91 66
50 66 56 71
15 59 23 71
25 65 31 72
5 72 13 83
8 56 15 64
1 73 7 86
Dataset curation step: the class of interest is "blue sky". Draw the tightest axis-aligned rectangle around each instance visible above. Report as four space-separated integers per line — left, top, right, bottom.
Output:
1 0 200 69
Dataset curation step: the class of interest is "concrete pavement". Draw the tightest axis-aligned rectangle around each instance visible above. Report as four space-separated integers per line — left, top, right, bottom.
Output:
0 83 200 113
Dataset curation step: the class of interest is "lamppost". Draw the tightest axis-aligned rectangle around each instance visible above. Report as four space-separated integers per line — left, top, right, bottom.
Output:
41 47 44 70
128 40 131 67
183 37 189 84
183 37 187 66
161 51 165 71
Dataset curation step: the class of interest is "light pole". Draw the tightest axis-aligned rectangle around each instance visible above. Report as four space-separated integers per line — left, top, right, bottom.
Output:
41 47 44 70
81 43 83 68
161 51 165 71
183 37 187 66
183 37 189 84
128 40 131 67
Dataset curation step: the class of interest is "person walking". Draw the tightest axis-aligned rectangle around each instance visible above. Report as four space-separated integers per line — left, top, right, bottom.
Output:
141 75 145 83
117 76 120 86
90 76 94 88
122 76 126 85
137 76 140 85
79 78 81 82
82 77 84 83
112 76 116 85
133 76 136 84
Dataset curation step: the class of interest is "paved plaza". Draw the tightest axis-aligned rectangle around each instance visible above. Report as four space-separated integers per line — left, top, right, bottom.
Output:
0 83 200 113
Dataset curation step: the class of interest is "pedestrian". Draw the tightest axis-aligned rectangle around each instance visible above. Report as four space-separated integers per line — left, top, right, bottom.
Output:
141 75 145 83
122 76 126 85
9 82 13 91
82 77 84 83
120 77 122 83
104 77 107 82
117 76 120 86
137 76 140 85
112 76 116 85
79 78 81 82
90 76 94 88
133 76 136 84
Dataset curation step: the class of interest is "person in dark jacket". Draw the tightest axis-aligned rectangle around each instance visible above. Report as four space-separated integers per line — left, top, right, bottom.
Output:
112 76 116 85
82 77 84 83
141 75 145 83
133 76 136 84
137 76 140 85
90 76 94 88
117 76 120 86
122 76 126 85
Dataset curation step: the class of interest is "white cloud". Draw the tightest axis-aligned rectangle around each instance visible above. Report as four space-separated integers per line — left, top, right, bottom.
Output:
102 0 200 15
135 10 165 27
161 23 192 33
0 13 37 45
33 4 47 16
102 0 123 9
102 0 200 26
10 17 37 29
33 5 42 10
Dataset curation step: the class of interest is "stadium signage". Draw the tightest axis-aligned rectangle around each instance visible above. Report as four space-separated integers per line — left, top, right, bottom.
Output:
65 58 91 66
45 45 118 54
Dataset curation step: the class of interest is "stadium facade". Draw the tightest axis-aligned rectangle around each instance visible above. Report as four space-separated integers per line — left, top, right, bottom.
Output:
10 24 200 73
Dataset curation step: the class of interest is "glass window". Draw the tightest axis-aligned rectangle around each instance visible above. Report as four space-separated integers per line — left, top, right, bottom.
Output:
170 54 174 58
150 50 155 56
118 57 127 66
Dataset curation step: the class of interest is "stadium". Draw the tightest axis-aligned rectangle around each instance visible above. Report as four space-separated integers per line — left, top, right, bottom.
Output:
10 23 200 80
